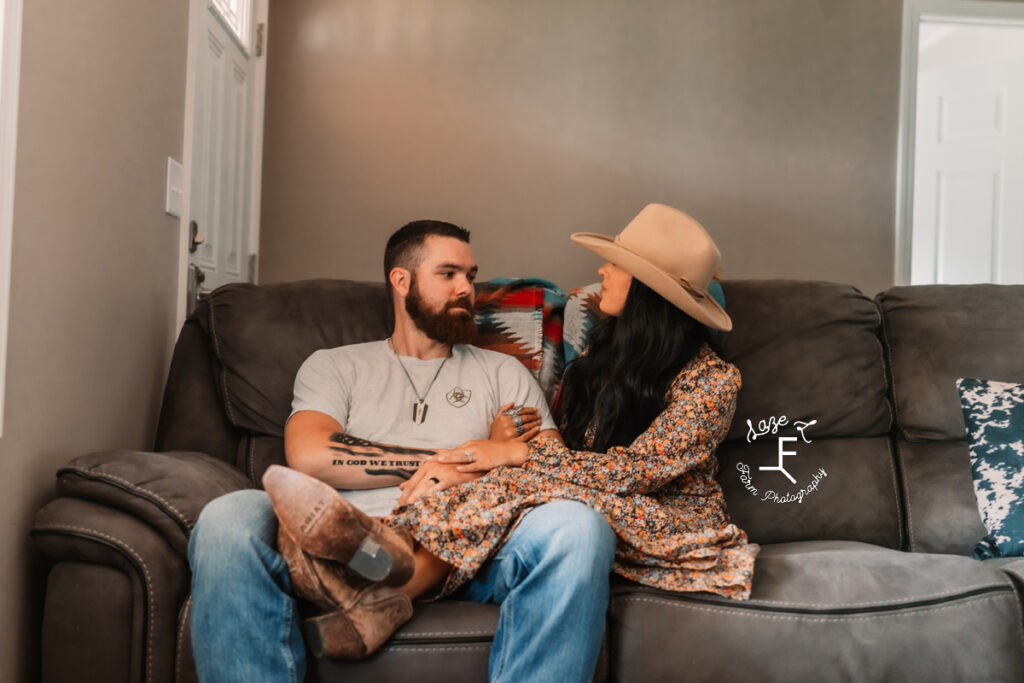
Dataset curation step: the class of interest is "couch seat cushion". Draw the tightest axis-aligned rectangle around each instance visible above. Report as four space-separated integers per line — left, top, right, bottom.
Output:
178 600 610 683
610 540 1023 682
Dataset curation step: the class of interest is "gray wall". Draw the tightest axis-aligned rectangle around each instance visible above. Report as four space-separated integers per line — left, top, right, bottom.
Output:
259 0 903 297
0 0 188 679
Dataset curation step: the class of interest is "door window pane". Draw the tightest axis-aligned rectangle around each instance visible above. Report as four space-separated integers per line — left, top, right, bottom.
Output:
210 0 252 51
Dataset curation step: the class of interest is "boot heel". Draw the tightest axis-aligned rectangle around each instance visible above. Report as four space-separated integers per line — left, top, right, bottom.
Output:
303 610 365 659
302 588 414 660
347 537 394 582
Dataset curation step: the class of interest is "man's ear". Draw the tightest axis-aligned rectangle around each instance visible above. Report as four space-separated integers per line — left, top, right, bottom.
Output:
389 267 411 298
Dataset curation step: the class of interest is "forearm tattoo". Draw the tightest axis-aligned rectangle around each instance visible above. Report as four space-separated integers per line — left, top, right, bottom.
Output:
327 432 434 457
328 433 432 479
365 467 417 480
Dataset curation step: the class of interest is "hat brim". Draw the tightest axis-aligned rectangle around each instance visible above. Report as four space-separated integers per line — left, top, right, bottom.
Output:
571 232 733 332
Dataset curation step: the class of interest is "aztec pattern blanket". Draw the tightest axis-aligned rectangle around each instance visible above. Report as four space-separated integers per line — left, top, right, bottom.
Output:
474 278 567 405
563 280 729 368
474 278 729 408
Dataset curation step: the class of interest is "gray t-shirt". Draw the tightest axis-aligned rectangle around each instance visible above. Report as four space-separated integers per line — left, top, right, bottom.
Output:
289 340 556 516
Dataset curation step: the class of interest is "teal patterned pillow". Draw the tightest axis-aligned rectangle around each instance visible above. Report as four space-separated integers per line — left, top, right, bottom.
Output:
956 378 1024 559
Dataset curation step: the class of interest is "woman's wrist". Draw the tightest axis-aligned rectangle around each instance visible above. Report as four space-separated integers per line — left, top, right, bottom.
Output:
511 441 529 467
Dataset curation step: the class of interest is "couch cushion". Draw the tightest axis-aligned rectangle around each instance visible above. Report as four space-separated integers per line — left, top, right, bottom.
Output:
717 437 902 548
719 280 892 442
877 284 1024 442
199 278 568 437
610 541 1024 682
198 279 393 436
237 434 286 486
177 599 609 683
957 378 1024 558
897 440 987 554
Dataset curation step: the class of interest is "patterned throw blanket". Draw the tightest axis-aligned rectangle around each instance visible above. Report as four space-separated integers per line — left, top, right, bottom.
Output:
473 278 728 406
474 278 566 405
563 280 729 367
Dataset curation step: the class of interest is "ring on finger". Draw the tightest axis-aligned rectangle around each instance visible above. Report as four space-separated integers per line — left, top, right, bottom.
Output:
428 477 440 485
464 450 474 463
512 413 524 429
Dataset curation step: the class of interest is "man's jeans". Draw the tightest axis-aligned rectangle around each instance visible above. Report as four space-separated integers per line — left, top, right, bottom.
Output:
188 489 615 682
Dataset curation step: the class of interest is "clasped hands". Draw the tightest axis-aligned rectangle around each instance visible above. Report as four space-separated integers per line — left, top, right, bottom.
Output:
397 403 533 506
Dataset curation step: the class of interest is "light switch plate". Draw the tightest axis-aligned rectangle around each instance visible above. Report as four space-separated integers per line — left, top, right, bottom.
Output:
165 157 184 218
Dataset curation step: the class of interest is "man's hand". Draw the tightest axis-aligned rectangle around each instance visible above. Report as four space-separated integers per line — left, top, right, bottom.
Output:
397 459 483 505
489 403 541 442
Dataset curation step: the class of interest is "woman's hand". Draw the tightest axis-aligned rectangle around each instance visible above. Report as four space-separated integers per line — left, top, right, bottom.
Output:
435 439 529 472
489 403 541 442
397 458 483 506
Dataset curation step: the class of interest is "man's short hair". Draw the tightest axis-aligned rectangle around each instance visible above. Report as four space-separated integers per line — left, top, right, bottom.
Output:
384 220 470 293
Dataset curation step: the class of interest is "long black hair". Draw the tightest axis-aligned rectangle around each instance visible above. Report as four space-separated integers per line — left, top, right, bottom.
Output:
556 278 722 452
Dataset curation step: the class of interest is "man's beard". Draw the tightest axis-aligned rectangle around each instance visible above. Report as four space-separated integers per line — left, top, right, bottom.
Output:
405 279 478 345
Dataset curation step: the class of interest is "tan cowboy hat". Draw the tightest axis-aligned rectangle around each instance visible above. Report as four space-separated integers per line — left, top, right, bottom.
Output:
571 203 733 331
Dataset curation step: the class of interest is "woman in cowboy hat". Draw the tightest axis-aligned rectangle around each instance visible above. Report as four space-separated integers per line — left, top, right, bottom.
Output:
267 203 758 661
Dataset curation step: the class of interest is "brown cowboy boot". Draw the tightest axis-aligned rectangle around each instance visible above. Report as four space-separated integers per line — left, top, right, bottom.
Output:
278 526 414 659
262 464 415 585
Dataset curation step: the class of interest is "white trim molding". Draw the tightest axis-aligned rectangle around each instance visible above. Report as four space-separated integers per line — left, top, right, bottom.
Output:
894 0 1024 285
0 0 22 436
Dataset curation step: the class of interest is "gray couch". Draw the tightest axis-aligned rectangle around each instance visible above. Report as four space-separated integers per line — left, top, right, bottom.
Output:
31 278 1024 682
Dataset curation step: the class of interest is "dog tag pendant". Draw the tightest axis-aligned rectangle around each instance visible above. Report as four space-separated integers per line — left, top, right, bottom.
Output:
413 402 428 424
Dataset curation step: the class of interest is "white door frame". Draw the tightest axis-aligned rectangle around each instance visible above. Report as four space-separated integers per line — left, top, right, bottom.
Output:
0 0 22 436
175 0 268 335
894 0 1024 285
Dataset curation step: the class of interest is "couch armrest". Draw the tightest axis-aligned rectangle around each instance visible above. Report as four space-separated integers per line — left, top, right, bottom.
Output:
56 449 252 555
32 497 192 683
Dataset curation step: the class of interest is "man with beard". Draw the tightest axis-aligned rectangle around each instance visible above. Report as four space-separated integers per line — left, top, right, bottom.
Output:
187 220 616 683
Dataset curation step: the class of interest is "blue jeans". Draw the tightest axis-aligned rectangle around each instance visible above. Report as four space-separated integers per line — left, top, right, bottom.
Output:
188 490 614 682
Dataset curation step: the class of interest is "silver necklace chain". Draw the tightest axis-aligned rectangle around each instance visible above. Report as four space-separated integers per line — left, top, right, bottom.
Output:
388 337 448 423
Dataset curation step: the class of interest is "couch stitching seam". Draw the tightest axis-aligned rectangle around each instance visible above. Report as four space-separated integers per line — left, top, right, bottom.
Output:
176 595 192 683
621 592 1008 620
883 437 904 550
37 523 156 683
248 435 256 486
704 582 1004 609
877 298 914 550
872 300 894 435
67 467 192 528
379 645 491 653
872 301 904 548
394 630 494 638
207 299 238 426
877 296 908 441
1018 580 1024 658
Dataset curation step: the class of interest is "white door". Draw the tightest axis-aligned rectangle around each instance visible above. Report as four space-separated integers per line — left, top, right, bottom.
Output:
181 0 267 318
911 21 1024 285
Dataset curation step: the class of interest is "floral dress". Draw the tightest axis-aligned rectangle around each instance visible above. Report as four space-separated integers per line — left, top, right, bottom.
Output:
386 343 759 600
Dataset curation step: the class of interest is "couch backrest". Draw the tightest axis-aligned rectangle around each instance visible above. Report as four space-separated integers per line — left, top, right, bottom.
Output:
714 280 901 548
155 276 1020 555
877 284 1024 554
156 278 566 484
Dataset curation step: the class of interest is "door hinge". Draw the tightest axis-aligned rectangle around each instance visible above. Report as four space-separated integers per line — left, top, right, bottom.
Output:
255 22 265 57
